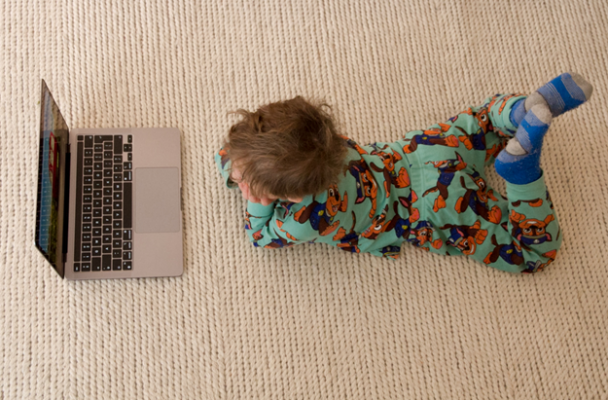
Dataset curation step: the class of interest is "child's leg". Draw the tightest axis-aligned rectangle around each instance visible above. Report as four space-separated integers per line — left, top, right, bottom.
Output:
430 172 562 274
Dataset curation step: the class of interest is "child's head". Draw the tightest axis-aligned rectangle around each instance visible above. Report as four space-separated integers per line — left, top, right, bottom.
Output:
224 96 347 200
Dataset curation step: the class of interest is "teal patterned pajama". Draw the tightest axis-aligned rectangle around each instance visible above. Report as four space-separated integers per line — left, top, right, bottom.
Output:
216 94 562 274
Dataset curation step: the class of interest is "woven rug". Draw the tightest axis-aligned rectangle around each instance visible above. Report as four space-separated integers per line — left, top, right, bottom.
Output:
2 0 607 398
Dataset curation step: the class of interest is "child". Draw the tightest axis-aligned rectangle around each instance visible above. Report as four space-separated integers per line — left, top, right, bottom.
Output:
215 73 593 274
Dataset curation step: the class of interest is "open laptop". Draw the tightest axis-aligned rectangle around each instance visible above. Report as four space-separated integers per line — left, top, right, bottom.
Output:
35 80 184 280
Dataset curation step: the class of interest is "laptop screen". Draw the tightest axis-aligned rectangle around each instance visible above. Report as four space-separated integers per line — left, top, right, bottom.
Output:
35 81 69 275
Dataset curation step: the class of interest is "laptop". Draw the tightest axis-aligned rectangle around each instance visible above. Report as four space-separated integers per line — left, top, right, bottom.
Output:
35 80 184 280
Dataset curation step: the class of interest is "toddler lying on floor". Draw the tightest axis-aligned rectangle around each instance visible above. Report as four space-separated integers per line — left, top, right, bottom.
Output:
215 73 592 273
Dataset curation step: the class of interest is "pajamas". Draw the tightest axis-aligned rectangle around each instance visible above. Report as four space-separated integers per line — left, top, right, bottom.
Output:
215 94 562 274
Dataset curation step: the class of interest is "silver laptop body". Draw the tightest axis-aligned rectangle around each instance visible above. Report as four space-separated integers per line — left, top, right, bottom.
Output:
35 80 184 280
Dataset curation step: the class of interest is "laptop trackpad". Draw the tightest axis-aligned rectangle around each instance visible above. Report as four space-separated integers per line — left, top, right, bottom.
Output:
135 167 181 233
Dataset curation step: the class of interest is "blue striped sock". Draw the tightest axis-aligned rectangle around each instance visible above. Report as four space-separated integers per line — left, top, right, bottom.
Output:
495 104 552 185
534 72 593 117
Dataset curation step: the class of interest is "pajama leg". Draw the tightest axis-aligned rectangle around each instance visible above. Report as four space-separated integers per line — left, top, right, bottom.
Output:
475 173 561 273
403 94 561 273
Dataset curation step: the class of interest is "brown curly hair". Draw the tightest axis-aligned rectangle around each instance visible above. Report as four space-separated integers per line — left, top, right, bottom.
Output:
223 96 347 199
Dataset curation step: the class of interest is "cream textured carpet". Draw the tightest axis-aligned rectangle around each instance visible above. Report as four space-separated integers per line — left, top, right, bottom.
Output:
2 1 608 399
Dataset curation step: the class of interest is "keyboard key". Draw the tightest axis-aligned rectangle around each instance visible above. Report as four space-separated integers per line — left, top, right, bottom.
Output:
104 197 112 205
128 153 132 161
95 135 112 143
84 205 92 213
123 241 132 250
104 178 113 186
93 237 101 246
82 253 91 261
114 174 122 182
103 235 112 243
103 216 112 224
93 209 102 217
84 176 92 184
104 151 113 159
104 188 112 196
94 153 103 161
123 230 132 240
113 259 122 270
84 149 93 157
114 155 122 163
113 220 122 229
114 135 123 154
104 169 112 177
128 135 132 143
82 243 91 251
93 218 101 227
114 192 122 200
82 233 91 241
113 239 122 248
82 224 91 232
94 171 102 179
124 144 132 152
112 249 121 258
123 261 132 270
84 158 93 166
93 190 102 198
84 186 92 193
114 202 122 209
124 162 132 170
113 230 122 238
93 200 102 208
94 162 103 170
85 135 93 148
82 263 91 272
123 251 132 260
113 211 122 219
102 255 112 271
124 183 132 228
83 195 92 203
103 226 112 234
113 183 122 191
94 144 103 152
74 263 80 272
104 160 112 168
104 142 113 150
123 171 132 181
92 258 101 271
84 167 93 175
83 214 92 222
92 247 101 256
103 245 112 253
113 164 122 173
94 181 102 189
93 228 102 236
103 206 112 214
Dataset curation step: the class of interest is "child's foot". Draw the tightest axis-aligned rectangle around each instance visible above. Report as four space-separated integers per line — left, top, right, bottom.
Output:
510 72 593 126
496 104 553 185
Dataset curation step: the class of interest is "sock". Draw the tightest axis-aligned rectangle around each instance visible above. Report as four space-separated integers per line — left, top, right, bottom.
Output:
509 99 526 128
495 104 552 185
510 72 593 127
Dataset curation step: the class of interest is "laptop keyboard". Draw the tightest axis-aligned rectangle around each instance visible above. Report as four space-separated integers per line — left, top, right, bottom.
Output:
73 135 133 272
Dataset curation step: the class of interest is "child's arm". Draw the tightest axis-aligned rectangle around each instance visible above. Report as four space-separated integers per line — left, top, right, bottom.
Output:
244 201 314 249
214 147 238 189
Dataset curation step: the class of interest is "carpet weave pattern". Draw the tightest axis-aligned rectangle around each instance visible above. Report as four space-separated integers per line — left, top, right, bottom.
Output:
1 1 607 398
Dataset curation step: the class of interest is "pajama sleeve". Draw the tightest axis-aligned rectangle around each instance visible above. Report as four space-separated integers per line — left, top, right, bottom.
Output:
215 146 314 249
214 147 238 189
245 201 315 249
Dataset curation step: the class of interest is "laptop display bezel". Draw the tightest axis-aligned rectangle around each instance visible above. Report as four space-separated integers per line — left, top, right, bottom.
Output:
35 80 70 277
